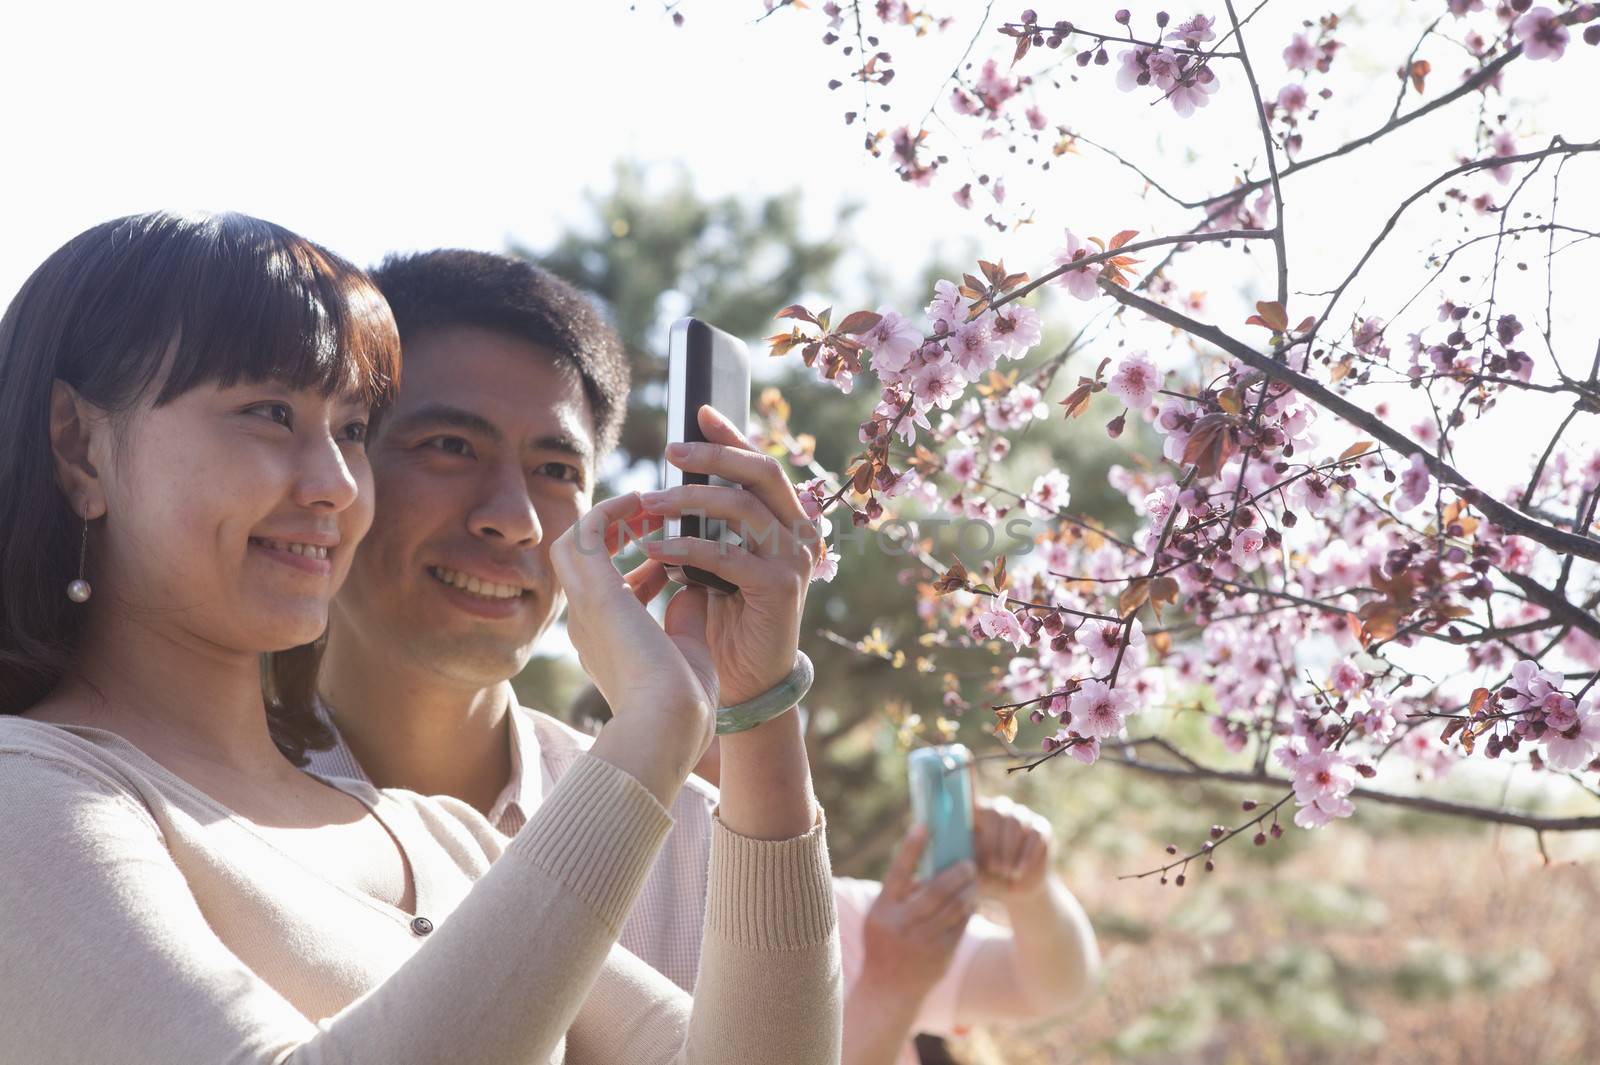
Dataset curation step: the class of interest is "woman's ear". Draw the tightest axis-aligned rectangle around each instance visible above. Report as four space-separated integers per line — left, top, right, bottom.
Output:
50 379 108 520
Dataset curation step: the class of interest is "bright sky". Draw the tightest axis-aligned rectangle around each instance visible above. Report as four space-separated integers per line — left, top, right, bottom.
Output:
7 0 1594 538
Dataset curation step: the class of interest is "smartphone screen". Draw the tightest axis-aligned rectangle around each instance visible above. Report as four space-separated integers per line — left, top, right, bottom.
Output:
664 317 750 593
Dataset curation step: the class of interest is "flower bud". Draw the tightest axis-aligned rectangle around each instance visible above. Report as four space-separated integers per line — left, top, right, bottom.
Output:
1114 9 1131 24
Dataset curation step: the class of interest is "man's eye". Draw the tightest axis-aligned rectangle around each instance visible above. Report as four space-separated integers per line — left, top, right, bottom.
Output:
341 420 369 445
423 435 473 457
248 402 293 428
536 462 583 485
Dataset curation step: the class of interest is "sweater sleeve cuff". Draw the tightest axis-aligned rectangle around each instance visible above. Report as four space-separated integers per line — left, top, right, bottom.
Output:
504 751 674 932
705 806 837 951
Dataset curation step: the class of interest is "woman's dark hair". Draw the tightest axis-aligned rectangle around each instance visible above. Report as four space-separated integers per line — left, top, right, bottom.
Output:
0 211 401 764
369 249 630 455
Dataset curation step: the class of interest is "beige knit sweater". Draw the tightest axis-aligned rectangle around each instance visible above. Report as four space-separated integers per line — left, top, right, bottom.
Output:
0 718 841 1064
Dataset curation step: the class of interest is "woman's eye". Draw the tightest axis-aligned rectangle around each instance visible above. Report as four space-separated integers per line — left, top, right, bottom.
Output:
424 435 473 457
341 420 369 446
248 402 293 428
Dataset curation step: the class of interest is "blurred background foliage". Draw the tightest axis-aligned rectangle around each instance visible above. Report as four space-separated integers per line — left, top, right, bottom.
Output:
508 163 1600 1063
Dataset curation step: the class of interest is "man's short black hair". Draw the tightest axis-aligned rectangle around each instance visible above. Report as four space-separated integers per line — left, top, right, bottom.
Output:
369 249 629 455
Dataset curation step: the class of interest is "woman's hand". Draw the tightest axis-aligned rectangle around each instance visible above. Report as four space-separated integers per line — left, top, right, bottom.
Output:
860 824 978 995
549 491 719 798
973 795 1054 900
636 404 819 707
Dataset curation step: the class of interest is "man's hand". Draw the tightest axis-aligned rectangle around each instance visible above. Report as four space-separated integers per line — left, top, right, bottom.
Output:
861 824 979 996
636 404 820 706
973 795 1054 900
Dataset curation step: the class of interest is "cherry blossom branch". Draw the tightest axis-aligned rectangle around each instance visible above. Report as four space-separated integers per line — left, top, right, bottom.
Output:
1198 41 1527 210
999 18 1243 60
1221 0 1287 310
1095 277 1600 564
1310 139 1600 351
1117 790 1294 883
1104 738 1600 832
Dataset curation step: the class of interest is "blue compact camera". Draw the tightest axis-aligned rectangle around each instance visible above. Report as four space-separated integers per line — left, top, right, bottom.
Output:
907 744 975 881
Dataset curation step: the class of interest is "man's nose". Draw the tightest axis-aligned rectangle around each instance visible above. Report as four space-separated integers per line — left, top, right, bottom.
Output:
468 462 542 546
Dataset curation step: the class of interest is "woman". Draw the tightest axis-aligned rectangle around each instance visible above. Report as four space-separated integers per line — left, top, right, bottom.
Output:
0 211 839 1063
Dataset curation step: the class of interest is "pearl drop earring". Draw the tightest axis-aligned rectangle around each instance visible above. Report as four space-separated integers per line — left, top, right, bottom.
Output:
66 510 92 603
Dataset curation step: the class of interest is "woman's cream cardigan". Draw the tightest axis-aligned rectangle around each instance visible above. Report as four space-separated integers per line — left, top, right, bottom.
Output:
0 718 841 1064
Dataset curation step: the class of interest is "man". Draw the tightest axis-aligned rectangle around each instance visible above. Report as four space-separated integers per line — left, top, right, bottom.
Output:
310 249 1100 1060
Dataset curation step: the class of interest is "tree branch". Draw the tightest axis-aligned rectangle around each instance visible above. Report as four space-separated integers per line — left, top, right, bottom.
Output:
1096 278 1600 564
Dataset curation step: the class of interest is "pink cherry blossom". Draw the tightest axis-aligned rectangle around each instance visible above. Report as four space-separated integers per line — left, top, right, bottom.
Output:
1396 453 1432 510
1230 528 1268 571
1071 679 1135 738
1052 230 1101 301
911 352 967 410
1115 48 1150 92
1084 618 1145 666
810 546 840 583
1025 105 1047 130
1447 0 1485 15
1165 14 1216 47
1107 351 1161 410
944 446 978 482
1543 702 1600 770
1167 65 1221 117
863 309 922 375
1283 32 1318 72
1513 7 1570 61
1066 735 1102 764
977 598 1028 649
1290 749 1357 829
1145 49 1183 87
925 279 961 330
950 317 998 377
1330 658 1365 695
1026 469 1071 518
1488 128 1518 184
1276 83 1308 113
990 304 1041 359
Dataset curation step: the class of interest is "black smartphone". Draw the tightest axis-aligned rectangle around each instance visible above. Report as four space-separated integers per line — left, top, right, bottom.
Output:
663 317 751 595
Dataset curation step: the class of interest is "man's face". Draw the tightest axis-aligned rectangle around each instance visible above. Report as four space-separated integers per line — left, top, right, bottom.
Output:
331 325 596 687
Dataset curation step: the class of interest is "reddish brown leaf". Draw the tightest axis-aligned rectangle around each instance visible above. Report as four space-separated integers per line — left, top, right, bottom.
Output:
1011 32 1031 67
1338 440 1375 462
1409 59 1430 93
851 459 875 494
835 310 883 336
1060 380 1095 419
1246 300 1289 333
1109 229 1140 250
1181 412 1239 478
776 304 817 325
1119 579 1151 618
994 707 1019 743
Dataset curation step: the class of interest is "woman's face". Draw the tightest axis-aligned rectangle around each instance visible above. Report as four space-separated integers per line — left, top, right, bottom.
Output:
90 378 374 655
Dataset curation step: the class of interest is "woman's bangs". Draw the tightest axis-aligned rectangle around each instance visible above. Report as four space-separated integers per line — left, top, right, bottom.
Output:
152 218 400 408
